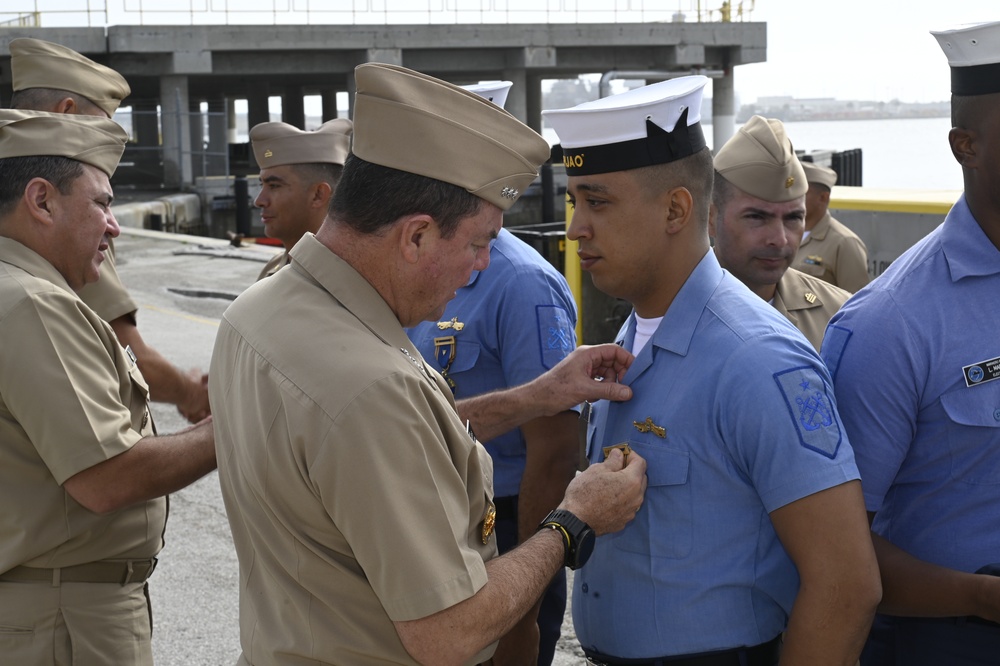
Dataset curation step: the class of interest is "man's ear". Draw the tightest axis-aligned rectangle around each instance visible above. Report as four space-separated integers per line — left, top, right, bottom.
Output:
665 186 694 235
949 127 977 168
23 178 58 226
398 213 437 264
54 97 77 115
310 182 333 209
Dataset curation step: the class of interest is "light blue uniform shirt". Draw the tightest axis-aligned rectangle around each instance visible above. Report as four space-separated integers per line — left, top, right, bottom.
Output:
407 229 578 497
822 195 1000 573
574 250 860 658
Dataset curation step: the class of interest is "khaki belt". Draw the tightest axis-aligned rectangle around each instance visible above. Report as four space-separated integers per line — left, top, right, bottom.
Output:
0 559 157 586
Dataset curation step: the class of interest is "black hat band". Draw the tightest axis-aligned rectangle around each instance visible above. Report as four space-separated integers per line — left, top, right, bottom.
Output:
951 62 1000 96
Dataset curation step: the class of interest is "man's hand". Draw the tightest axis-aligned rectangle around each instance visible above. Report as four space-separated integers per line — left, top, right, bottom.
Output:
529 344 634 416
560 448 647 536
177 369 211 424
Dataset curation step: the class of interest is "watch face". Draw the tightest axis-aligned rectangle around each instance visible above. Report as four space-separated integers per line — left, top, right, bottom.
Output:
572 528 596 570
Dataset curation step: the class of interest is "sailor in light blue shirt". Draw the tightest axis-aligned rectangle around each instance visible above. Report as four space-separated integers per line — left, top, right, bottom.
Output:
545 75 879 664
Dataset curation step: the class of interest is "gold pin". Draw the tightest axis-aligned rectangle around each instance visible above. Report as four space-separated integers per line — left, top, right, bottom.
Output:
633 417 666 438
785 176 795 189
264 149 273 158
436 317 465 331
804 292 817 304
602 442 632 464
481 500 496 544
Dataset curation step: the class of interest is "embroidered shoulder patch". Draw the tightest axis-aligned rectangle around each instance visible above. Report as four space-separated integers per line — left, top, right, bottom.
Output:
774 366 843 459
536 304 574 369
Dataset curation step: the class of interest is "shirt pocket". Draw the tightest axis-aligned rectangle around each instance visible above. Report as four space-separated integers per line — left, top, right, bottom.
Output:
941 383 1000 485
796 260 826 278
611 440 692 559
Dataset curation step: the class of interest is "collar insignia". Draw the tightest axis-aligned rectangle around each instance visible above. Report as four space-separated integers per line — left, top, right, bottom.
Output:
804 292 817 304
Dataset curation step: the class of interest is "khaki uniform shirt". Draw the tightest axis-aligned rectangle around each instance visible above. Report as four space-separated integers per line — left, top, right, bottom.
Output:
211 233 497 666
772 267 851 352
255 250 290 281
0 238 163 573
76 237 139 323
794 211 870 293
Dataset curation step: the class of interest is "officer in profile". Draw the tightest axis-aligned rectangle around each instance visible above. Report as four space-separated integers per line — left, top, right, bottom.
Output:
0 109 216 665
249 118 352 280
711 115 851 351
408 80 578 666
823 20 1000 665
794 160 870 293
209 63 647 666
7 37 211 422
545 75 879 665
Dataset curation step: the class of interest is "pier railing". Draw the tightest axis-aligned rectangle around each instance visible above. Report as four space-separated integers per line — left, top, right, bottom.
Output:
2 0 756 27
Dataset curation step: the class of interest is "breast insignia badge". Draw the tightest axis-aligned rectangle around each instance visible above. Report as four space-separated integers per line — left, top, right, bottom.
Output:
436 317 465 331
633 417 666 438
481 500 496 544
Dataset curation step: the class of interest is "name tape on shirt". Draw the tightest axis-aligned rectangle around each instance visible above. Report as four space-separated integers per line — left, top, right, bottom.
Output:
963 356 1000 388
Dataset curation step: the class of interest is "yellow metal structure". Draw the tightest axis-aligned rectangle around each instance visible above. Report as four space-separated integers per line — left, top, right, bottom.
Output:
831 186 961 215
563 195 584 344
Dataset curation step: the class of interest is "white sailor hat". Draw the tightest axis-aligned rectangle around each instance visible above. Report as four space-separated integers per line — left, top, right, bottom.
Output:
462 81 513 109
932 21 1000 96
542 75 708 176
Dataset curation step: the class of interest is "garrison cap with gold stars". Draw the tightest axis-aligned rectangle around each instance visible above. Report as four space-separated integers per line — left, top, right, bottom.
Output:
542 75 708 176
800 161 838 189
0 109 128 177
932 21 1000 96
351 63 550 212
462 81 513 108
10 38 131 117
714 115 807 203
250 118 353 169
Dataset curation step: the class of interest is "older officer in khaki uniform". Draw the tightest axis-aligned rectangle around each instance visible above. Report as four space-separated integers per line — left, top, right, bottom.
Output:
250 118 352 280
8 37 211 422
794 161 870 293
210 63 647 666
711 115 850 351
0 110 216 665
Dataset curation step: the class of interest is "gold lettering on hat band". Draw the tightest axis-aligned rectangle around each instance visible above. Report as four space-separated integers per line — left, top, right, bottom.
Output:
562 154 585 169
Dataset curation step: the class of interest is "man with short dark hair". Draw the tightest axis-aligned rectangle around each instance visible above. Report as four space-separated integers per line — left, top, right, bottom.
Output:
249 118 352 280
8 37 210 422
823 21 1000 665
209 63 648 666
0 108 216 666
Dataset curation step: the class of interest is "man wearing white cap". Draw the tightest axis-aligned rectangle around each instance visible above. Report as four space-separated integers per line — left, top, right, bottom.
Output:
8 37 211 424
793 161 870 293
711 116 851 351
209 63 648 666
822 21 1000 665
0 109 216 665
249 118 352 280
407 79 578 666
545 77 879 664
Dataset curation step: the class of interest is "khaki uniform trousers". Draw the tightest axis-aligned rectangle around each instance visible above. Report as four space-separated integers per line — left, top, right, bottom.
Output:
0 580 152 665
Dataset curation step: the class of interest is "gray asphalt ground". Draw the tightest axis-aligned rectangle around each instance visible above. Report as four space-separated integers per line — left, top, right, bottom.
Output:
112 229 588 665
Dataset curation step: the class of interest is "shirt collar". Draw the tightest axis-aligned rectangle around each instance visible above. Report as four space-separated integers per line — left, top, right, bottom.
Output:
942 194 1000 282
651 249 722 357
0 237 75 295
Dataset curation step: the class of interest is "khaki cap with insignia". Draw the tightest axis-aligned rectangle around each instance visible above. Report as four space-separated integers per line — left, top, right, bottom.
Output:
10 38 131 117
351 63 550 211
801 161 838 189
714 115 807 202
0 109 128 177
250 119 353 169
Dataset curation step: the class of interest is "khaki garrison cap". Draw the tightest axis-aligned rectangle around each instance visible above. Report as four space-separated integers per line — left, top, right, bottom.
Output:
351 63 550 211
0 109 128 177
250 119 353 169
800 161 838 189
714 115 807 203
932 21 1000 96
543 75 708 176
10 38 131 117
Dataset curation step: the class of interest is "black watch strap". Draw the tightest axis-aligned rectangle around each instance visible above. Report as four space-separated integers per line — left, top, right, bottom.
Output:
537 508 594 570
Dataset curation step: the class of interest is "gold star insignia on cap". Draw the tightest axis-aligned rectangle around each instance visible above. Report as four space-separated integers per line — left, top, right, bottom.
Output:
785 176 795 189
804 292 817 304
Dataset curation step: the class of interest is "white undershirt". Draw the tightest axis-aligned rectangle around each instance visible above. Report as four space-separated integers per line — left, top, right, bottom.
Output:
802 230 811 241
632 314 663 356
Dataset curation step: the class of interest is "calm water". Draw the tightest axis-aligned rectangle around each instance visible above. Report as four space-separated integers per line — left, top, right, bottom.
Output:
544 116 963 191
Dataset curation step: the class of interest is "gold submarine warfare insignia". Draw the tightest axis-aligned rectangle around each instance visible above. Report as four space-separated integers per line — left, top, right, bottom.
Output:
633 417 666 438
481 501 497 544
437 317 465 331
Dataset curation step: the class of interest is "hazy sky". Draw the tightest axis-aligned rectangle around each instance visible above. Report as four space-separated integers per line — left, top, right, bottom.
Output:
735 0 998 104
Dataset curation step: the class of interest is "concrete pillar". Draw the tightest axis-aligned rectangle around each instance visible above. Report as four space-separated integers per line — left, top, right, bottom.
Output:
502 68 528 124
525 74 543 134
712 71 736 153
247 90 271 131
189 98 205 181
160 75 193 188
321 90 338 122
132 99 160 148
207 96 229 175
282 86 306 129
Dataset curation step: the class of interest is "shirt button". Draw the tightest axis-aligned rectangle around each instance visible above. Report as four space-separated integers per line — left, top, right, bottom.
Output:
581 583 588 593
993 409 1000 422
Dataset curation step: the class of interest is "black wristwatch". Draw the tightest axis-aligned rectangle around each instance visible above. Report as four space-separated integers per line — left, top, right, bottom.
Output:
537 509 596 570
